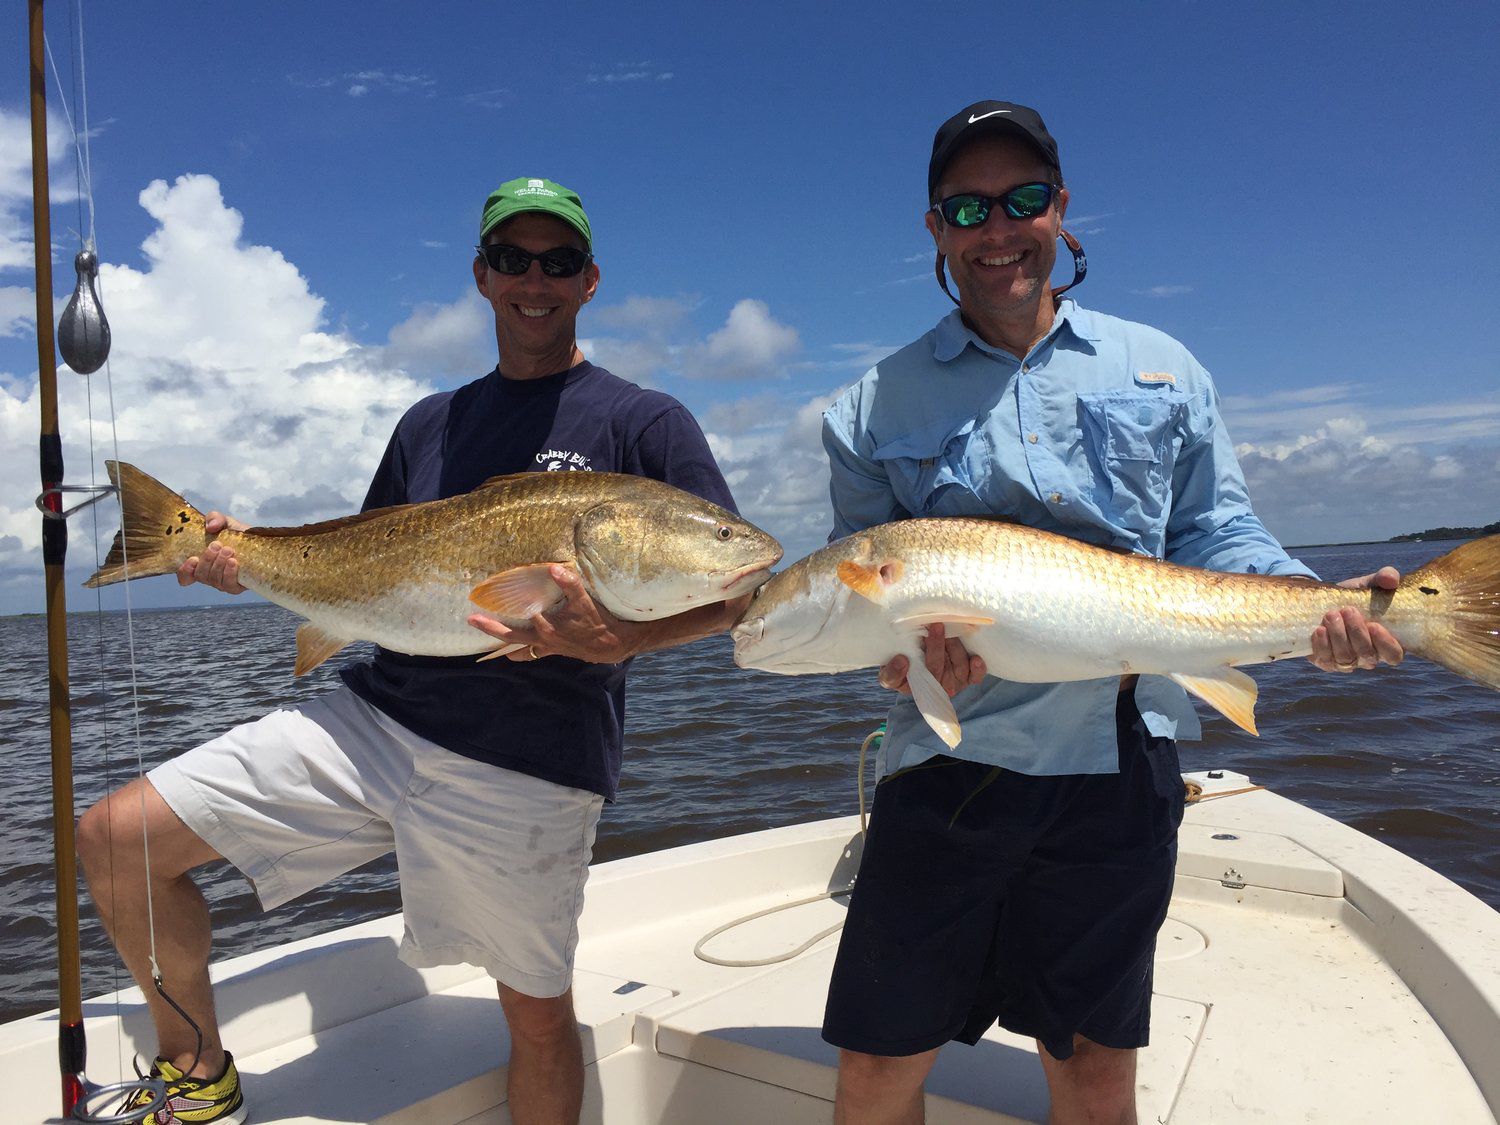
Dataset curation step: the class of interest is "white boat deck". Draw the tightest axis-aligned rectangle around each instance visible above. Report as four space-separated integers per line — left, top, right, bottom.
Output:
6 771 1499 1123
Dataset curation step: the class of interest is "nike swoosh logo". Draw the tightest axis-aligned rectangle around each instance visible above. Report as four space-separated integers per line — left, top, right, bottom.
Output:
968 110 1012 123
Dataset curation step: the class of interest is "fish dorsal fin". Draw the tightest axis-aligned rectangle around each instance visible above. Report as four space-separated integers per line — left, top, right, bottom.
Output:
1168 667 1260 736
470 564 566 619
294 623 353 677
246 504 419 539
837 559 905 604
905 657 963 749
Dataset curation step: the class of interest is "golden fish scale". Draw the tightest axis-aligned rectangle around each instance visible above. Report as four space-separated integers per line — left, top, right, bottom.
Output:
856 518 1426 657
214 473 672 613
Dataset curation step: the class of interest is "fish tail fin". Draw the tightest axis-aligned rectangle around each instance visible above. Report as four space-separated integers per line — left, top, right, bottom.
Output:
1398 534 1500 691
84 461 208 588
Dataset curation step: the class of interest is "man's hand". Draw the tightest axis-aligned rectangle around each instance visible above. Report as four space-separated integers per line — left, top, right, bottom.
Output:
877 622 987 698
1308 566 1405 673
177 512 249 594
468 565 637 664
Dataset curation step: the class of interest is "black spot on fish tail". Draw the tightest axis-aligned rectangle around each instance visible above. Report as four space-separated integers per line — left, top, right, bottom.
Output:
1419 586 1439 595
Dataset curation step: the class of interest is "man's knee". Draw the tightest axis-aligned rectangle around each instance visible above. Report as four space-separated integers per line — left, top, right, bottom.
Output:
76 780 217 883
838 1047 938 1095
1041 1036 1137 1118
497 985 579 1046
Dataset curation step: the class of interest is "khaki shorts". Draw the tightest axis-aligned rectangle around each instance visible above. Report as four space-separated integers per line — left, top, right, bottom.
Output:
150 686 604 998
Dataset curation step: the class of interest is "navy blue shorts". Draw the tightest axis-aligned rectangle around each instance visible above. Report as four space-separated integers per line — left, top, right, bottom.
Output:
822 691 1185 1062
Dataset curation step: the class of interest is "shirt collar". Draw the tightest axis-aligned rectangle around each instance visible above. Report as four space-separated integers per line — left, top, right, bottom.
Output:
931 298 1099 364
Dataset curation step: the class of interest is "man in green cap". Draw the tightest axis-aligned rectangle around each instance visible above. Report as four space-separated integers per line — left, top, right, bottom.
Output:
79 176 752 1124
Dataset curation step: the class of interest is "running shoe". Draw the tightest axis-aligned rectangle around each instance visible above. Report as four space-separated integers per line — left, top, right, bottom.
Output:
120 1053 247 1124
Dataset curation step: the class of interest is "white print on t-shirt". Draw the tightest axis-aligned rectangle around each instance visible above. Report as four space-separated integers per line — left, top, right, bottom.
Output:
536 449 594 472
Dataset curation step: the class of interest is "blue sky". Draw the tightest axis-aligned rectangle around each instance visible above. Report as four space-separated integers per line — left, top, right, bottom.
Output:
2 0 1497 614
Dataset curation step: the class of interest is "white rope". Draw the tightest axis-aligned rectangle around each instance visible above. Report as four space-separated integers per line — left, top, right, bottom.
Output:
692 888 852 968
692 727 879 968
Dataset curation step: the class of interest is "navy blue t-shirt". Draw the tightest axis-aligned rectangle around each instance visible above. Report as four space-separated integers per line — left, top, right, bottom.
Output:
339 360 737 799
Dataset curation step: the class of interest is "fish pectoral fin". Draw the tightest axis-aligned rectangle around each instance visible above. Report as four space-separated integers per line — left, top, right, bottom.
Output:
891 612 996 633
476 642 527 663
294 623 354 677
836 558 905 603
905 657 963 749
470 565 565 618
1168 667 1260 736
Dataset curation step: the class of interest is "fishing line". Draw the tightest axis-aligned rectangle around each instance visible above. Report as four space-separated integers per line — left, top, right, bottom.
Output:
44 2 205 1113
43 13 96 250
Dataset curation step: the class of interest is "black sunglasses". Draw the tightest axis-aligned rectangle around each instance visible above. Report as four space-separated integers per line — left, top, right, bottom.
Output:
930 182 1056 228
475 243 593 278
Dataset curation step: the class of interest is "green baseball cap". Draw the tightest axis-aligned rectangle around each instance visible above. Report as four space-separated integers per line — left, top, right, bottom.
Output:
479 177 592 247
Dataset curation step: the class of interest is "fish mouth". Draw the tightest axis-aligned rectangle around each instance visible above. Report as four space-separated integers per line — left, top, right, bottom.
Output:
721 562 776 594
730 617 764 664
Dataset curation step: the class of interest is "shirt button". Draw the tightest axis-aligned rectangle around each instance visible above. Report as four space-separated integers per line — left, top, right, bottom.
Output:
1049 491 1063 504
1027 432 1039 444
1021 364 1030 373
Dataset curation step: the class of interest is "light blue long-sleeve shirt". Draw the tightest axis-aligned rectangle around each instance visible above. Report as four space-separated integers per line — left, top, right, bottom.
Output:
822 300 1318 778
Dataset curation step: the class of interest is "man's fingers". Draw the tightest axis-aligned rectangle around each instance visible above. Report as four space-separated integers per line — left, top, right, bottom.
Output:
878 655 910 694
1341 608 1379 669
1371 625 1404 666
923 623 947 681
548 564 588 602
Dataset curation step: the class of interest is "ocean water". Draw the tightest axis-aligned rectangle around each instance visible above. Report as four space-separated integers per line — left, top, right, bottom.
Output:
1 539 1497 1024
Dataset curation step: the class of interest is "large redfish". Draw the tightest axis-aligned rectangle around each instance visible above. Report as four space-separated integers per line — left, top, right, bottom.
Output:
732 518 1500 747
87 461 782 674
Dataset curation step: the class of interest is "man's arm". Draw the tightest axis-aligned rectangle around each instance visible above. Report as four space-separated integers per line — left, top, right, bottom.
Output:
1165 374 1402 671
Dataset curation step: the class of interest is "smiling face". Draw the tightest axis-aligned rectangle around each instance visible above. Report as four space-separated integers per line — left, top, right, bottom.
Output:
926 135 1068 355
473 212 601 379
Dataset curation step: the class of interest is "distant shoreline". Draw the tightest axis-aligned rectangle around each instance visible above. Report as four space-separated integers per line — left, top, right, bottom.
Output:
1289 534 1482 550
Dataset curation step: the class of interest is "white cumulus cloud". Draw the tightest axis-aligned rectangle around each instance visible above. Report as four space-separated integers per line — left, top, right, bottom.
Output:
0 173 434 613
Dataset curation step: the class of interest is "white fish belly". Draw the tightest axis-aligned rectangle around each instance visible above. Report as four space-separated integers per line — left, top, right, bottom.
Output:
250 578 514 657
885 560 1314 681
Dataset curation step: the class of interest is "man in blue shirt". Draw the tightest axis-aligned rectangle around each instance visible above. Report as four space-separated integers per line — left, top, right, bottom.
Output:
820 103 1405 1125
78 178 752 1125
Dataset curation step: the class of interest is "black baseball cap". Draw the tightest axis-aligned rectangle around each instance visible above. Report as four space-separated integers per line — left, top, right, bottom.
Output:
927 101 1061 201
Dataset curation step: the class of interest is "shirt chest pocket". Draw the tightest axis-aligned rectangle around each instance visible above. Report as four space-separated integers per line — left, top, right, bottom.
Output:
1079 391 1184 464
870 419 983 517
1077 391 1187 533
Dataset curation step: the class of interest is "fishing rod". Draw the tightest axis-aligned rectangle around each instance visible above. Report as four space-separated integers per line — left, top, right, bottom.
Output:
27 1 162 1119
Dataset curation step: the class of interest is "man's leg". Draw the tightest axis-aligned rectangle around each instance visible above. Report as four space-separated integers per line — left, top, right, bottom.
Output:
1037 1036 1137 1125
497 983 583 1125
834 1047 940 1125
76 778 228 1078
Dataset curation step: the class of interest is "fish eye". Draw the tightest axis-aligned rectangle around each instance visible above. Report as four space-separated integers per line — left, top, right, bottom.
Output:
752 585 762 600
716 525 733 540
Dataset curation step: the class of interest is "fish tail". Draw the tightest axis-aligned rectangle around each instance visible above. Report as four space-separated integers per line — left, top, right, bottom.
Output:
1396 534 1500 691
83 461 208 588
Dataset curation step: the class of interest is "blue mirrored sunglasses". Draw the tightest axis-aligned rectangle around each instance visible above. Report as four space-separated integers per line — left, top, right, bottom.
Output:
931 182 1056 228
